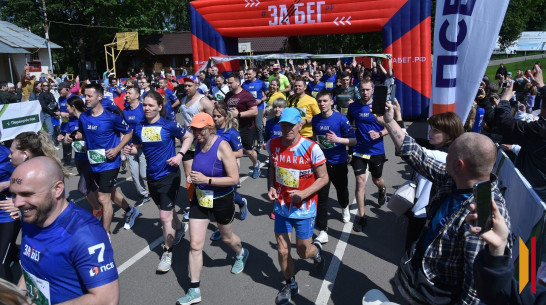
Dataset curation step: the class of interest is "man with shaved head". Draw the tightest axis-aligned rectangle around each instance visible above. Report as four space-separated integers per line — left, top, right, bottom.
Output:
12 157 119 305
374 103 512 305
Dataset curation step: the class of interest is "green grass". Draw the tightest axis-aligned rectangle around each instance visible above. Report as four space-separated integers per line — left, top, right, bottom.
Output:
485 58 544 81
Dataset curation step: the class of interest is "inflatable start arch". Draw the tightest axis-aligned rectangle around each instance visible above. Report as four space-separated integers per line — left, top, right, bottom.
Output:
190 0 431 119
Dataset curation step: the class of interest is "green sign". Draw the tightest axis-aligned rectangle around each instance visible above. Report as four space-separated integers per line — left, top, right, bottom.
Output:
2 115 40 129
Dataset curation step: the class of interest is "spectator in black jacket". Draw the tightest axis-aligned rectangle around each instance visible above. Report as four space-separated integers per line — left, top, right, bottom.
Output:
467 199 546 305
38 80 60 143
480 64 546 201
496 63 508 78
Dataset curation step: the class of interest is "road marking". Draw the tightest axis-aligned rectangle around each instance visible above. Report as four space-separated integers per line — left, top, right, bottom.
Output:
315 170 367 305
315 199 357 305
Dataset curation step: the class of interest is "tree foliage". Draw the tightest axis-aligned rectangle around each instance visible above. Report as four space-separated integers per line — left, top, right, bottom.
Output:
497 0 542 50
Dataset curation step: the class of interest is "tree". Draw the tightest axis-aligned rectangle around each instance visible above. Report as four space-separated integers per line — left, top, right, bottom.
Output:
497 0 536 50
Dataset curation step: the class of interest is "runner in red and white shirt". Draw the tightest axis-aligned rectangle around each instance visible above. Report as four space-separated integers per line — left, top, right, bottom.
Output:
267 107 329 305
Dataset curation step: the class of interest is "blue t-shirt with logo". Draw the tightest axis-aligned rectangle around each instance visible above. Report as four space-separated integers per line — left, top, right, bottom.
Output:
216 128 243 151
101 98 120 114
242 79 268 109
265 118 282 142
307 81 326 98
321 74 336 91
20 202 118 305
107 84 123 99
0 144 14 223
311 112 355 164
78 109 131 172
347 101 385 155
59 94 78 134
123 103 146 145
65 118 87 161
133 117 187 181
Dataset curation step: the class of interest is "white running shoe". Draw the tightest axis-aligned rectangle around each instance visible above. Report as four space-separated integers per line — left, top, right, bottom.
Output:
157 251 172 273
314 230 329 244
342 206 351 223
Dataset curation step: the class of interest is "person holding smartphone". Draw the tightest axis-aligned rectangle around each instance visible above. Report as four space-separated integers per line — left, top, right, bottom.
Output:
374 100 511 305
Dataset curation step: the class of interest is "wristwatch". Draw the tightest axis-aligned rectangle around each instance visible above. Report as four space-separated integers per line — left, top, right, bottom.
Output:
178 151 185 157
378 131 383 137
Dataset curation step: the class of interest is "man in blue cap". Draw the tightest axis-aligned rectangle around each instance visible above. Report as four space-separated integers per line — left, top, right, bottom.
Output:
267 108 329 305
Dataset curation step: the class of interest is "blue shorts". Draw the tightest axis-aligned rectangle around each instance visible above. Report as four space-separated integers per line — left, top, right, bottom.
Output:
274 213 315 240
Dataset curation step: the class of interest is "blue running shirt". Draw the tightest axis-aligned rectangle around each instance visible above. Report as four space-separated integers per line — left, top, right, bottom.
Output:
20 202 118 304
311 112 355 164
216 128 243 151
347 101 385 155
242 79 268 109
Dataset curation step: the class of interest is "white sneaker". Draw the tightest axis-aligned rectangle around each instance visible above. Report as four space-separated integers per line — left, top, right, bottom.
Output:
157 251 172 273
342 206 350 223
314 230 328 244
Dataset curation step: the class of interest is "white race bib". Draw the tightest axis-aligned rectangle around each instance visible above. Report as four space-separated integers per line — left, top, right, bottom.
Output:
87 149 106 164
141 126 163 142
196 187 214 208
22 264 51 305
276 167 299 188
72 141 86 153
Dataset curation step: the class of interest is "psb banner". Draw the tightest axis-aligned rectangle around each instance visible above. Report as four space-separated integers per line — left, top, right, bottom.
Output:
493 150 546 262
0 101 43 141
431 0 509 122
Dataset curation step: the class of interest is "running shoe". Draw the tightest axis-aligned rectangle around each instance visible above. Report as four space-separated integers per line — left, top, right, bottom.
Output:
352 216 367 232
157 250 172 273
251 161 261 179
378 187 387 206
210 228 221 241
135 195 151 207
176 288 202 305
123 207 139 230
312 241 325 272
239 198 248 220
174 223 188 246
275 282 299 305
314 230 328 244
231 248 249 274
342 206 350 223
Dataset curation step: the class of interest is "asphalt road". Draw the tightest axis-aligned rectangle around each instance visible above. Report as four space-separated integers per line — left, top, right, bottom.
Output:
15 121 427 305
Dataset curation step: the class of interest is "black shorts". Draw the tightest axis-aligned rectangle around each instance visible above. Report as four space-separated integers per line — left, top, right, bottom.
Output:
182 150 194 162
147 170 181 211
351 154 386 179
92 168 119 193
189 191 235 225
239 125 256 150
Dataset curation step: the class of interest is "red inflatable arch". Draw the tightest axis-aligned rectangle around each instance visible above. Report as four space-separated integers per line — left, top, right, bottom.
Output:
190 0 431 119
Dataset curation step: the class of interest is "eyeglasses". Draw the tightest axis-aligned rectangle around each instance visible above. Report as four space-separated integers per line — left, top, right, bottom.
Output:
42 84 49 87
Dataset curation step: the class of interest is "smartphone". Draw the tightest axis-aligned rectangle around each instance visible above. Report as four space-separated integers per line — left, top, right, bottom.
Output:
372 85 388 115
474 180 493 233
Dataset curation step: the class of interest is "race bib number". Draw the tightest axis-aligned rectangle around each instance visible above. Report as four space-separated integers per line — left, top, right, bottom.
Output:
196 187 214 208
339 107 348 115
215 93 225 101
72 141 86 153
88 149 106 164
250 91 258 98
22 265 51 305
317 135 336 149
311 91 318 98
326 82 334 89
62 117 69 123
353 152 371 160
276 167 299 188
141 126 163 142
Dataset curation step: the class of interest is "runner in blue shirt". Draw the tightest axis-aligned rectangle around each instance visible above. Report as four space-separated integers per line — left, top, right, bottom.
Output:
346 80 388 232
208 102 249 241
58 81 77 164
242 68 268 147
128 90 193 273
320 67 336 91
57 96 102 221
75 83 139 237
13 157 119 305
107 76 123 99
0 143 16 282
312 90 356 243
159 78 179 121
306 71 326 98
122 87 151 207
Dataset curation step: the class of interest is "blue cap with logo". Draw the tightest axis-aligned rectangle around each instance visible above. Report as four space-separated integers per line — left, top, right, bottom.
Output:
182 75 200 85
278 108 302 124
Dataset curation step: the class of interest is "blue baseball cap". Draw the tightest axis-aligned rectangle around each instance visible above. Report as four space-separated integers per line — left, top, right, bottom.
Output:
182 75 200 85
279 108 302 124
